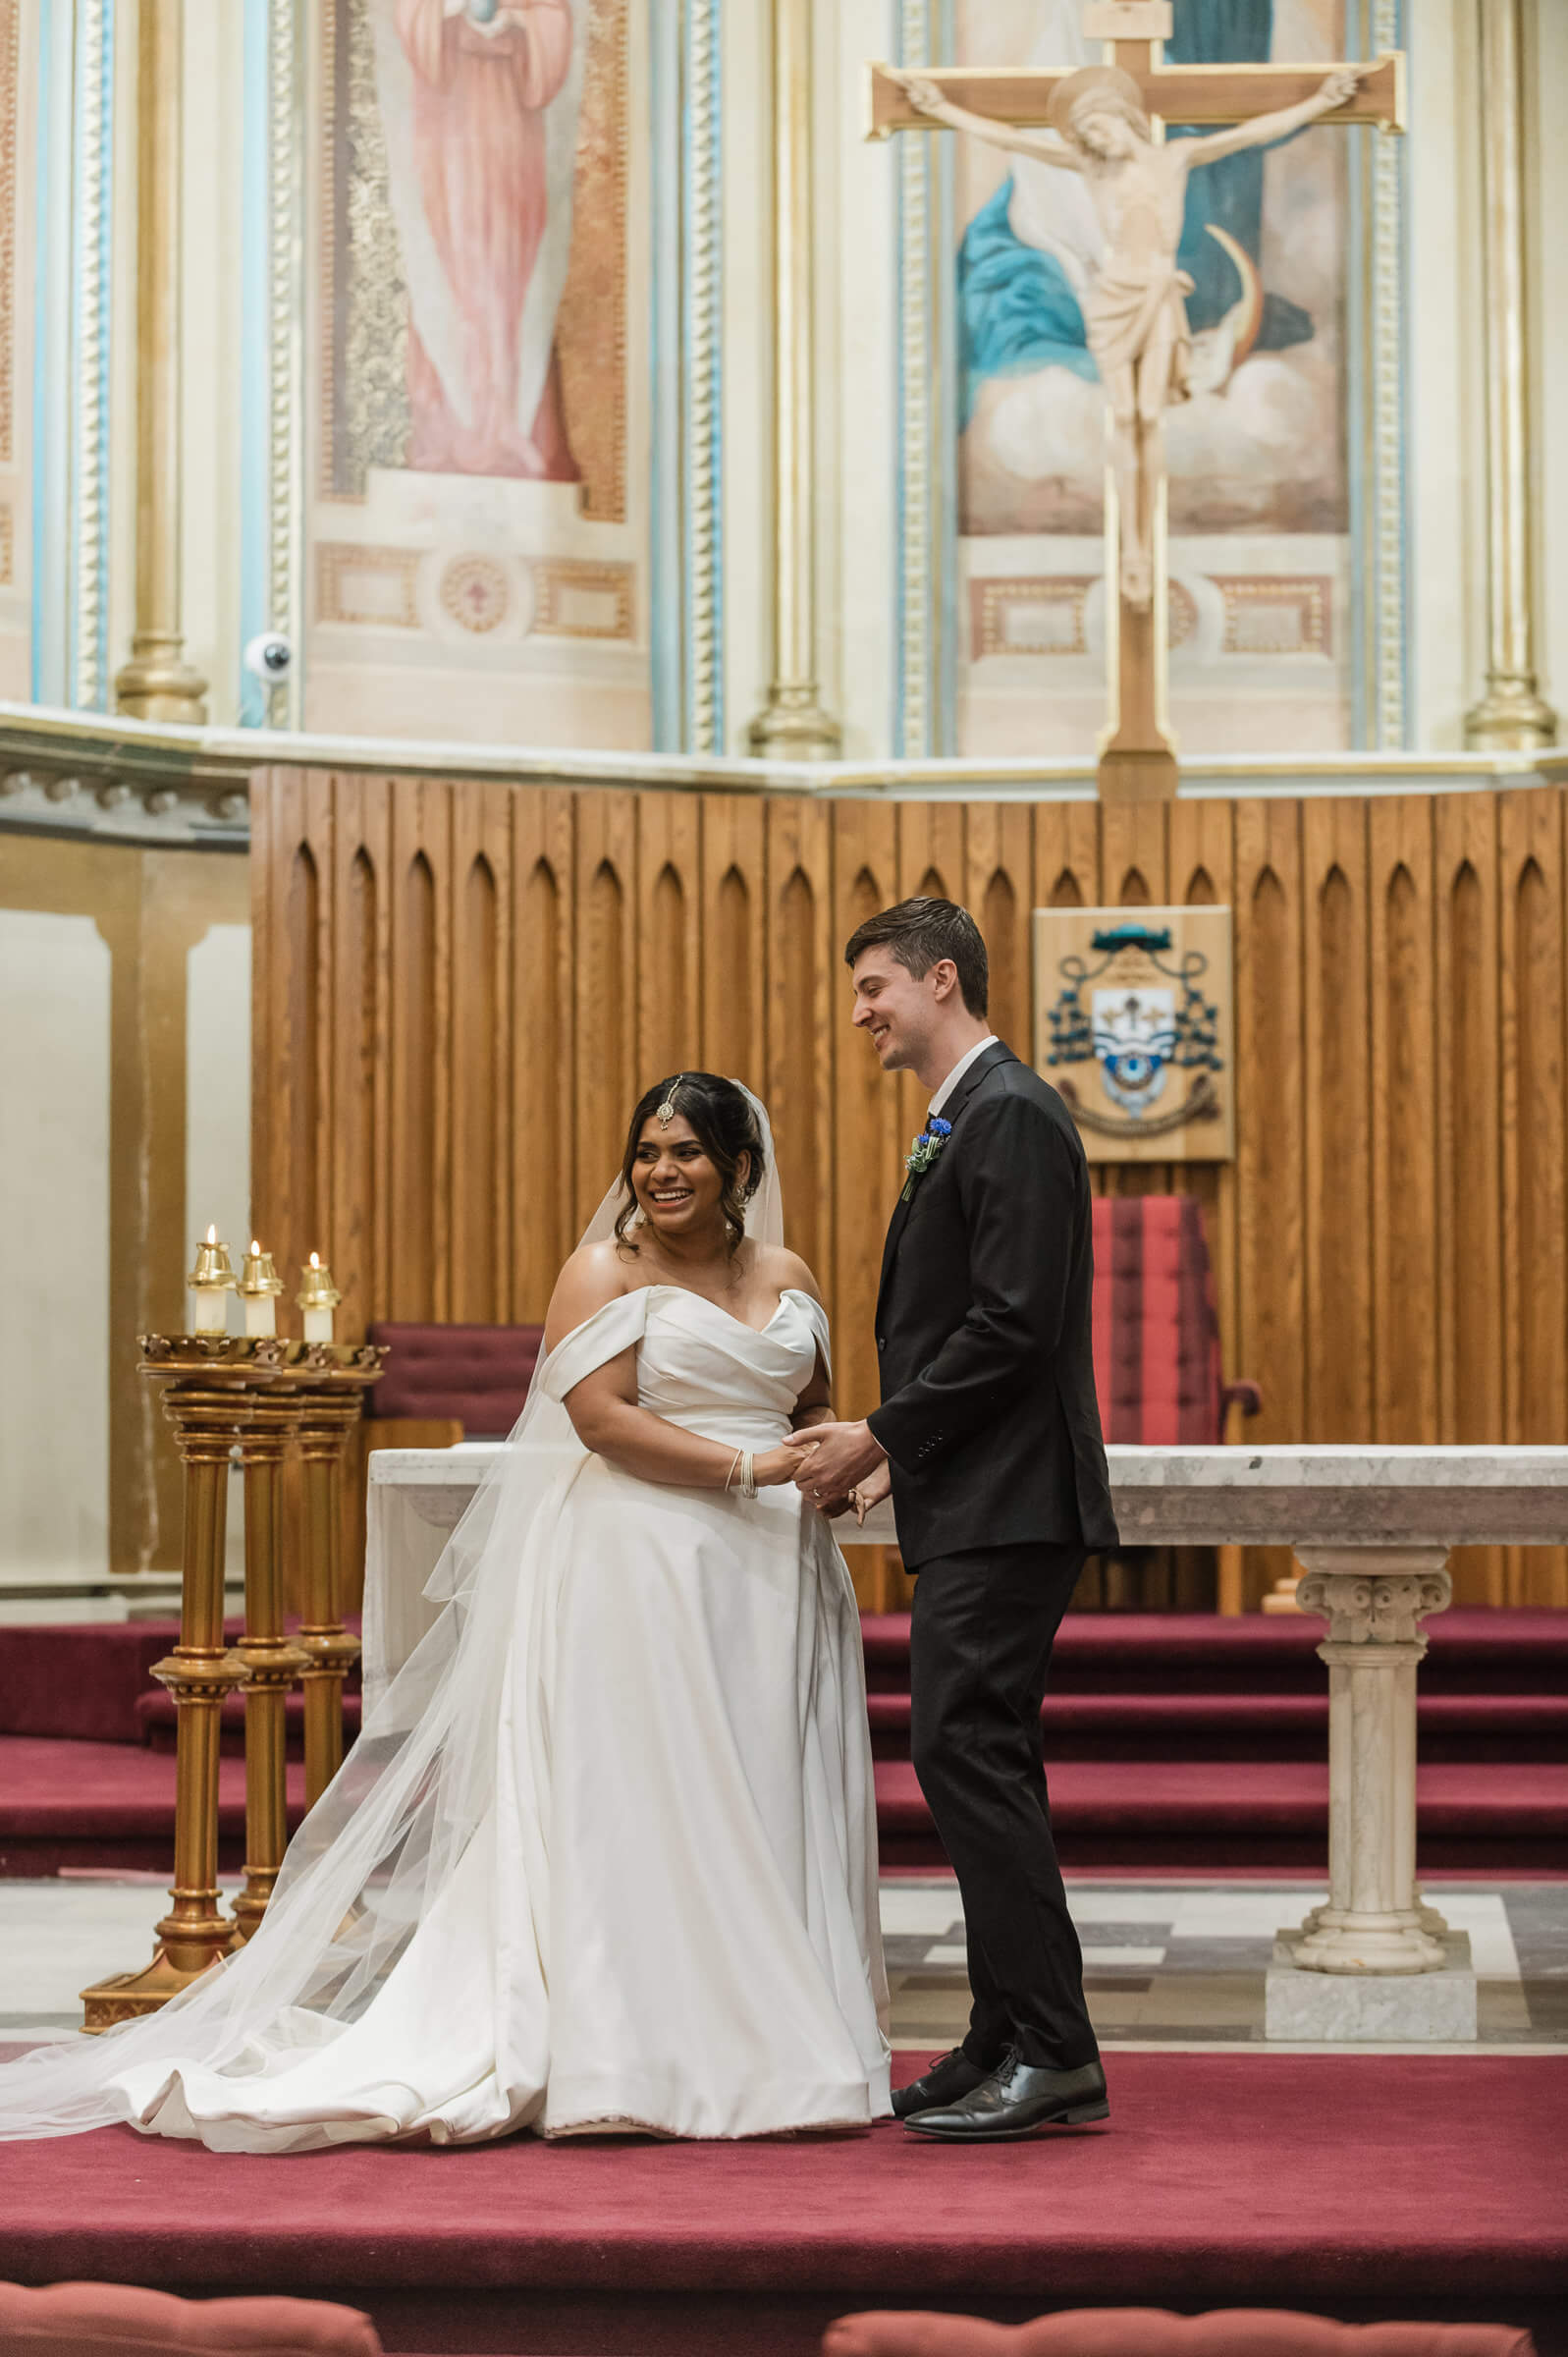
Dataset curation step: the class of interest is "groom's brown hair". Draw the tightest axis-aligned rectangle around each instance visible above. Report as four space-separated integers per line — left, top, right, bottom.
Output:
843 897 989 1019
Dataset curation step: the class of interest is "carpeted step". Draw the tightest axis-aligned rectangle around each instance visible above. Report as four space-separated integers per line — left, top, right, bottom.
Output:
0 2053 1560 2356
0 1621 181 1744
6 1730 1564 1878
862 1607 1568 1696
0 1736 307 1876
872 1756 1568 1872
136 1688 364 1757
865 1688 1568 1763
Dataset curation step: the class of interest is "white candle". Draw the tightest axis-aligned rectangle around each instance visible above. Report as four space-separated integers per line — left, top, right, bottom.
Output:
191 1287 229 1336
187 1225 236 1336
238 1241 281 1338
297 1251 341 1344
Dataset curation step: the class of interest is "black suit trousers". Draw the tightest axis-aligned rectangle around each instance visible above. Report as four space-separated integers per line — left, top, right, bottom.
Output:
908 1540 1098 2073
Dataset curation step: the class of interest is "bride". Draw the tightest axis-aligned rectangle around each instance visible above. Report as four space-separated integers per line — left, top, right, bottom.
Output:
0 1073 892 2148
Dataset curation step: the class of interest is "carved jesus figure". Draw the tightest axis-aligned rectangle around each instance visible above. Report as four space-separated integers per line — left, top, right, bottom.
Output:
892 60 1368 607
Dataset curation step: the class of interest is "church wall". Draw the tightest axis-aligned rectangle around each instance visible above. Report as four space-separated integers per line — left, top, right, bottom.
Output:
251 767 1568 1614
0 833 249 1617
0 904 110 1603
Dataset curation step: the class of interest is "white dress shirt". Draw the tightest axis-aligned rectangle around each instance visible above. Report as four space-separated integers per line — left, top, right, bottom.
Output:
928 1033 1000 1121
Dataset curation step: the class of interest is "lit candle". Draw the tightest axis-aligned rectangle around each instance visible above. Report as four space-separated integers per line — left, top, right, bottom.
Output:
297 1252 342 1345
237 1240 284 1338
187 1226 237 1336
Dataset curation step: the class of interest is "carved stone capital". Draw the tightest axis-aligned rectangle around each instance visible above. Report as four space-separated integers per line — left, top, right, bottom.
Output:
1293 1546 1451 1649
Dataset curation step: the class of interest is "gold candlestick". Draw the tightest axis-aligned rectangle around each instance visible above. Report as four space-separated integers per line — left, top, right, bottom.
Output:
237 1241 285 1340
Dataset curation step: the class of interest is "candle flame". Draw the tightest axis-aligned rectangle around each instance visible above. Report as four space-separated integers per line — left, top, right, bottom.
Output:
250 1239 261 1255
309 1251 321 1269
205 1224 217 1243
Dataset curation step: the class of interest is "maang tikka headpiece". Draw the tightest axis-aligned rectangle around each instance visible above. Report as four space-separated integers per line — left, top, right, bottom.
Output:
655 1075 685 1129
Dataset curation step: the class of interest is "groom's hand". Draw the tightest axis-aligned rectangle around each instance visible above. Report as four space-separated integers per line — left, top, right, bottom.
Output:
791 1419 887 1503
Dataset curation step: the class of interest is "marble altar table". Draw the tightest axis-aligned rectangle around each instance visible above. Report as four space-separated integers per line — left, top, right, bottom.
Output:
367 1442 1568 2041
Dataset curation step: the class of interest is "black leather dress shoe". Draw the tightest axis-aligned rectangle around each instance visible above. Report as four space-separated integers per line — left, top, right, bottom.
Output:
903 2052 1108 2140
891 2047 994 2121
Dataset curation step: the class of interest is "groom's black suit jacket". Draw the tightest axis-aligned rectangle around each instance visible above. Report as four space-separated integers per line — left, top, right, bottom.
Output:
866 1041 1118 1571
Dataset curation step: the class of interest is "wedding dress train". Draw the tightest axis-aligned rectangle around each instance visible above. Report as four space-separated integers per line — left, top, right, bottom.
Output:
0 1284 891 2149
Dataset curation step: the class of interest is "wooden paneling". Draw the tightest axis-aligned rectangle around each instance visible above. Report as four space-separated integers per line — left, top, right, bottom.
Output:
251 773 1568 1612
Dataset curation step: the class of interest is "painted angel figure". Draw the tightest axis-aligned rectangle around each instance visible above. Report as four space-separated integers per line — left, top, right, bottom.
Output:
375 0 586 480
891 60 1370 607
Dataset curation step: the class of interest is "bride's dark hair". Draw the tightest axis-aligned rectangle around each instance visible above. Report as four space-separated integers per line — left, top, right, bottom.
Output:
615 1072 765 1255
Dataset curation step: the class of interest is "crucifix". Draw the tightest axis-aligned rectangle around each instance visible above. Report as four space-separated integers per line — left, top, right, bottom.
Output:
868 1 1405 803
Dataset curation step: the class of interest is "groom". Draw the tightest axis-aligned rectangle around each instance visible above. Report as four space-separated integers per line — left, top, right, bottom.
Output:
795 897 1117 2141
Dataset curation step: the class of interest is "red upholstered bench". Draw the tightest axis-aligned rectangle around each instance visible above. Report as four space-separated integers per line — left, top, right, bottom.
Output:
825 2312 1535 2357
365 1320 545 1439
0 2282 383 2357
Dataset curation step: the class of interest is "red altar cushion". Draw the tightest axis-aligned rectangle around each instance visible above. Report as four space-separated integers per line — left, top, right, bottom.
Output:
825 2313 1535 2357
0 2283 383 2357
365 1321 544 1436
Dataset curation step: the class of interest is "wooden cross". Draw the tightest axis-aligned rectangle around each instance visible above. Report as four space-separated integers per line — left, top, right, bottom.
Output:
868 1 1405 803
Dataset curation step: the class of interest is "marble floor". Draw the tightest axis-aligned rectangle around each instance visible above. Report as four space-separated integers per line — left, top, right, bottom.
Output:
4 1875 1565 2054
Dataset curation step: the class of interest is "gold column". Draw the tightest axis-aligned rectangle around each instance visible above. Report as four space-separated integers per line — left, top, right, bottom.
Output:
1463 0 1557 749
296 1393 366 1810
748 0 841 758
114 0 208 723
230 1406 308 1942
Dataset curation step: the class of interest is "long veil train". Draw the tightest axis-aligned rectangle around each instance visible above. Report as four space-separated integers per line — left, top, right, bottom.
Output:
0 1087 818 2142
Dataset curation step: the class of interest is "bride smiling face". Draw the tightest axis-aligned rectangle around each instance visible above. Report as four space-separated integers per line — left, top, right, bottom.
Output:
615 1072 764 1257
629 1114 739 1243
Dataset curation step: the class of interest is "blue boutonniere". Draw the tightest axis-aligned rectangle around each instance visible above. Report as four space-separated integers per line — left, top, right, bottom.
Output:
900 1115 952 1202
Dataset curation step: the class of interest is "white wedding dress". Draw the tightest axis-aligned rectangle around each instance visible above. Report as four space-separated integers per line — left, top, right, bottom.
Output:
0 1123 892 2148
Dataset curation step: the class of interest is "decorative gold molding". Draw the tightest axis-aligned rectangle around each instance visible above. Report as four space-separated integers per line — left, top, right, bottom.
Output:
1215 576 1331 659
114 0 208 724
316 542 420 630
533 558 634 640
1463 0 1557 750
0 0 18 466
747 0 840 758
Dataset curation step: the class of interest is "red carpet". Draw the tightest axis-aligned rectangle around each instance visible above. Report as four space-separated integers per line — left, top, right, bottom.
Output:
3 1611 1564 1875
0 2054 1560 2356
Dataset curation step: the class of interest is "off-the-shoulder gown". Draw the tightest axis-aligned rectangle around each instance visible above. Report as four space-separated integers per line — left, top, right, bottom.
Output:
92 1284 892 2149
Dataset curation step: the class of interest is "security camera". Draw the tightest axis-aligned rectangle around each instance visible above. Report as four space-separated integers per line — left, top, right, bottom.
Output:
243 632 294 684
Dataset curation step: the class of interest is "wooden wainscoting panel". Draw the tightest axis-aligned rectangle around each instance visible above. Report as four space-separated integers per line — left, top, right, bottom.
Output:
573 793 637 1233
1370 798 1438 1447
1434 794 1505 1603
701 797 767 1094
1499 788 1568 1606
635 792 703 1100
764 797 835 1283
1234 799 1306 1607
1302 797 1371 1447
513 791 576 1320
